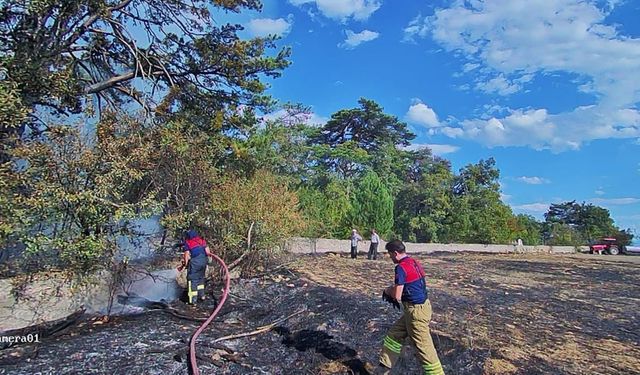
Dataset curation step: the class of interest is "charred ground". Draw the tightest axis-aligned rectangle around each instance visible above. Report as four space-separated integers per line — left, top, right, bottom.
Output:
1 252 639 375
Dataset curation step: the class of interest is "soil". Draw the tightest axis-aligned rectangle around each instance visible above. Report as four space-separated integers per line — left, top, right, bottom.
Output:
1 252 639 375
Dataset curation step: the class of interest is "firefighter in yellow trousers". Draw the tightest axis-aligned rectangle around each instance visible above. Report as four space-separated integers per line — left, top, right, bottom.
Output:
378 240 444 375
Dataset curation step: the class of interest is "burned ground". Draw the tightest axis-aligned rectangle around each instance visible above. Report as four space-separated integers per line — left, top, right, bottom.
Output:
1 252 639 375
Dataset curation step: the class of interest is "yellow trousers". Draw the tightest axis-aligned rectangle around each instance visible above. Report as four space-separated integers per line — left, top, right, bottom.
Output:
380 299 444 375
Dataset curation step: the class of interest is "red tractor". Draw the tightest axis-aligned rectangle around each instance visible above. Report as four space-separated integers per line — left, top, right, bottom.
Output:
589 237 624 255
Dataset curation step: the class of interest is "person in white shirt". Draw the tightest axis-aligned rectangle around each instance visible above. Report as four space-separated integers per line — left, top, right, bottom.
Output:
350 229 362 259
368 228 381 260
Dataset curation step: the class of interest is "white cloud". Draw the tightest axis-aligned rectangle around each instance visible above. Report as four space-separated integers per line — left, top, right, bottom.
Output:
247 16 293 37
403 14 429 42
512 203 550 213
476 74 521 96
590 197 640 205
339 29 379 49
406 100 440 128
407 0 640 151
289 0 381 22
427 144 459 155
440 126 464 138
438 106 640 151
517 176 550 185
405 143 460 156
595 189 605 195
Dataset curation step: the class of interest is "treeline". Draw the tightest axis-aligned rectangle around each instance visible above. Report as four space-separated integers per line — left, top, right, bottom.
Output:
257 100 633 247
0 1 632 275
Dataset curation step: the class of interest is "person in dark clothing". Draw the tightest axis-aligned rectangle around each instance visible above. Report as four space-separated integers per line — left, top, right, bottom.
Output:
177 229 212 305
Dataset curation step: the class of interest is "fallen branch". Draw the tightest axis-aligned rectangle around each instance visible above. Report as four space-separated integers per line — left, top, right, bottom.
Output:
211 308 307 344
149 307 208 322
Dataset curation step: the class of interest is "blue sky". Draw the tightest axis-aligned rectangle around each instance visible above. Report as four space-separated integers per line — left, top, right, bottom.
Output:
224 0 640 239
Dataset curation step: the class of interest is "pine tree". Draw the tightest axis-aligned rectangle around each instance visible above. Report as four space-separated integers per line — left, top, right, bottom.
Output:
349 171 393 237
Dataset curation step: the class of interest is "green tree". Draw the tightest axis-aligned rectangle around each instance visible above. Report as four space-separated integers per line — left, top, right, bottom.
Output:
543 201 631 245
308 98 414 183
0 0 297 275
0 0 290 154
297 179 353 238
239 103 313 177
394 151 453 242
513 214 543 246
1 115 161 272
444 158 515 244
207 170 305 260
348 170 393 237
544 222 583 246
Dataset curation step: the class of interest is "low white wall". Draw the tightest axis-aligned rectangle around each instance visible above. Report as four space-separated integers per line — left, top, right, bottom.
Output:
0 268 180 332
285 237 583 255
0 272 108 332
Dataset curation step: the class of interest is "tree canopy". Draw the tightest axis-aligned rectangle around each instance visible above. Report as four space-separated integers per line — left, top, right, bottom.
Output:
0 2 634 277
0 0 289 147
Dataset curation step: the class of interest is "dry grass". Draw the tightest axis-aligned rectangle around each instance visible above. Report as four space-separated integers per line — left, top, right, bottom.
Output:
291 252 640 375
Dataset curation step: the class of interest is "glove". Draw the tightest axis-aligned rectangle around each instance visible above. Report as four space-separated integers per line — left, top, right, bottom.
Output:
382 290 401 310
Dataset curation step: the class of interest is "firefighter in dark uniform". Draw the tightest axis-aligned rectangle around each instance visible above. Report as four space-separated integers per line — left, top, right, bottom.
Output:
378 239 444 375
178 229 212 305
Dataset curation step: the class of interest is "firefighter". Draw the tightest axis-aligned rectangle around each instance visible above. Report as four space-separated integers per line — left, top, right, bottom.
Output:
378 240 444 375
177 229 212 305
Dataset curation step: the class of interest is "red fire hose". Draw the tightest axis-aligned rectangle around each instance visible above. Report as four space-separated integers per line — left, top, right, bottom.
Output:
189 253 231 375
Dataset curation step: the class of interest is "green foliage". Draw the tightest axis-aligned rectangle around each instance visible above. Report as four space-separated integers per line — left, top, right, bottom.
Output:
207 170 305 260
543 201 631 245
394 153 452 242
297 179 353 238
544 222 583 246
0 0 289 155
229 103 312 177
442 158 516 244
2 0 633 280
512 214 543 246
308 98 415 182
3 116 162 273
0 79 29 131
348 170 393 237
311 98 414 151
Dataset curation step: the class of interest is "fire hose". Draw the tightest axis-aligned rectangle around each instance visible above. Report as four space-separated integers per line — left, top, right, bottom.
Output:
189 253 230 375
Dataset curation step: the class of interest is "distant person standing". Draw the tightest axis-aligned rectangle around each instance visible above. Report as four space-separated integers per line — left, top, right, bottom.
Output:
350 229 362 259
517 238 524 252
368 229 381 260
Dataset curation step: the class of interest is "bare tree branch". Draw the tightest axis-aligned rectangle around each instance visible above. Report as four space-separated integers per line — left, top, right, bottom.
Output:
227 221 255 271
